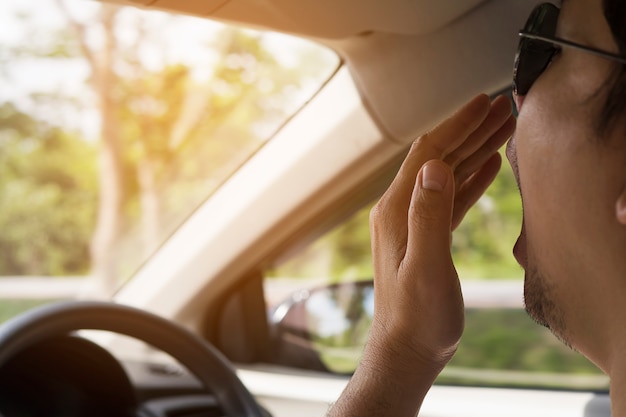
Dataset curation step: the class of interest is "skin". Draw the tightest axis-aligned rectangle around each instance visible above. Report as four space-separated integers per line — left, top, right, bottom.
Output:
328 94 515 416
328 0 626 416
510 0 626 413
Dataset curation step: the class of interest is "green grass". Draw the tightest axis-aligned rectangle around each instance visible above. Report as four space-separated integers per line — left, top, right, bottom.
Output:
314 308 606 391
451 309 602 374
442 309 606 390
0 299 62 324
436 366 609 391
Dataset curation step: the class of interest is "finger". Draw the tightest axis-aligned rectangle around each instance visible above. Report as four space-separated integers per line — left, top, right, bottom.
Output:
452 152 502 230
419 93 492 156
403 160 456 279
402 160 464 350
444 95 512 169
370 199 409 271
381 94 491 225
454 114 516 188
371 94 493 269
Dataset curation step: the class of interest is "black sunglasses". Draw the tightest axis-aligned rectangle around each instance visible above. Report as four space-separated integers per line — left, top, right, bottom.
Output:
513 2 626 96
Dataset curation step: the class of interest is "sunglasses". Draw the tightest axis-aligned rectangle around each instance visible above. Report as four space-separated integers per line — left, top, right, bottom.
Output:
513 2 626 96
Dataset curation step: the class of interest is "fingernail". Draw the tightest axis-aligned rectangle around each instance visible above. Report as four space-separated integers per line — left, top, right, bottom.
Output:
422 162 448 191
617 192 626 225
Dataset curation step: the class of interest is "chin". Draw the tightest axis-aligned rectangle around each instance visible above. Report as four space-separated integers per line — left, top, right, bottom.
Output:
523 265 574 349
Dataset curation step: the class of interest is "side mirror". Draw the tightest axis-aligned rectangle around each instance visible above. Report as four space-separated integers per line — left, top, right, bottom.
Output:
269 280 374 374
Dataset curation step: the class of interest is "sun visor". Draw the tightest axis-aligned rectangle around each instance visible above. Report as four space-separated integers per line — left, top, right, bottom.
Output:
332 0 536 144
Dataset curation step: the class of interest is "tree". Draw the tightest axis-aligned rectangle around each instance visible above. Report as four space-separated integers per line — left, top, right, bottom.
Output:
0 103 97 276
452 149 523 279
47 0 332 295
1 0 337 294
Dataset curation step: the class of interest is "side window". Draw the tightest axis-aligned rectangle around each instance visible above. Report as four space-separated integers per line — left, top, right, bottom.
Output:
265 205 374 373
263 154 608 390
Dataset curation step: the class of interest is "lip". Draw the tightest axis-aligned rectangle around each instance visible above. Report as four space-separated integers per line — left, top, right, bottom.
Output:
513 230 527 269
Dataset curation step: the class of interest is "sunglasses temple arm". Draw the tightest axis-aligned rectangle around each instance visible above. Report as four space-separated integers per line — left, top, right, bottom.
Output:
520 31 626 66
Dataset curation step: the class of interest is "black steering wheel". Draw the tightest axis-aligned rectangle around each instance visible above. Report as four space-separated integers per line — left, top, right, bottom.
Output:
0 301 267 417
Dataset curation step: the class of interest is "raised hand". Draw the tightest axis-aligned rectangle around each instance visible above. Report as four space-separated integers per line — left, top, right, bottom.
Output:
328 94 515 417
369 93 515 363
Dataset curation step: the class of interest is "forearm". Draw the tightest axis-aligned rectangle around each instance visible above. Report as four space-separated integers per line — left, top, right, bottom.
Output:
326 340 444 417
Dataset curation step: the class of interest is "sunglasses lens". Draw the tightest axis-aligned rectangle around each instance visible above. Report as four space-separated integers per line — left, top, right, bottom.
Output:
514 3 560 95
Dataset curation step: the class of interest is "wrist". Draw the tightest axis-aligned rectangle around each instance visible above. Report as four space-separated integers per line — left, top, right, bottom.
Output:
335 339 444 417
361 334 448 385
327 327 453 417
365 319 458 378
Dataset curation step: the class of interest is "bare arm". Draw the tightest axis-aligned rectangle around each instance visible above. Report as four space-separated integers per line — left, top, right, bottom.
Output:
327 94 516 417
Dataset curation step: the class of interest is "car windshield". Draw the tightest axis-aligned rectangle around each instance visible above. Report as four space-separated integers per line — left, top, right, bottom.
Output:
0 0 339 309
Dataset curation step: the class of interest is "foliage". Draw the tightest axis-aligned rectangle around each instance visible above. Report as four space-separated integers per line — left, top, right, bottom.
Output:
0 103 97 275
0 299 61 324
0 1 337 285
310 307 605 389
452 149 524 280
107 26 335 281
450 308 600 374
269 152 524 282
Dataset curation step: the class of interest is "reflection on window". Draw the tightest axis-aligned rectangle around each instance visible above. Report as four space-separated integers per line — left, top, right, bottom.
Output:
268 282 374 374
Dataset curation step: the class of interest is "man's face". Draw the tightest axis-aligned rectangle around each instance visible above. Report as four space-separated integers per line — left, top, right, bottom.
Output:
506 0 626 369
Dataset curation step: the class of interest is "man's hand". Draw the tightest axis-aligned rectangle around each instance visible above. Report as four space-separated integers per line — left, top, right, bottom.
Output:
368 93 515 371
328 94 515 417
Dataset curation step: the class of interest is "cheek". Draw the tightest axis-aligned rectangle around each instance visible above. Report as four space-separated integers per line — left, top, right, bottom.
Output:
516 95 621 286
517 88 578 200
515 49 605 229
515 93 596 274
513 35 622 275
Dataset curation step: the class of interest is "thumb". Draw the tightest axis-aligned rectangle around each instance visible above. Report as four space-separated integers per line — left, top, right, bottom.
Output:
402 160 463 358
405 160 455 271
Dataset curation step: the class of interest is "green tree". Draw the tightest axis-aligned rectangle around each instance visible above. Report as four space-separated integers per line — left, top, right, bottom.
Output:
1 0 336 294
49 0 334 289
452 150 523 279
269 152 524 283
0 103 97 275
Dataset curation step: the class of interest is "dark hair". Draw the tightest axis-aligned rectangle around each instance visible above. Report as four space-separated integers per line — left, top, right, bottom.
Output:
599 0 626 135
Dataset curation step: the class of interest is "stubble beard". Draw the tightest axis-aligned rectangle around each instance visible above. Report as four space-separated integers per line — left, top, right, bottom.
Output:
523 265 573 350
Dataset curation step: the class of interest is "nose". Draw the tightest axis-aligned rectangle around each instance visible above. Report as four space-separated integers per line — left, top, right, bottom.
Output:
506 136 515 164
505 133 522 190
514 93 525 114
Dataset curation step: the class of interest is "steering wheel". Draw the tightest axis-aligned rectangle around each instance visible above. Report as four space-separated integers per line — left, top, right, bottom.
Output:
0 301 267 417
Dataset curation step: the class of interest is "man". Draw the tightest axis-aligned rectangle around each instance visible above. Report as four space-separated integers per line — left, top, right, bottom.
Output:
328 0 626 416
